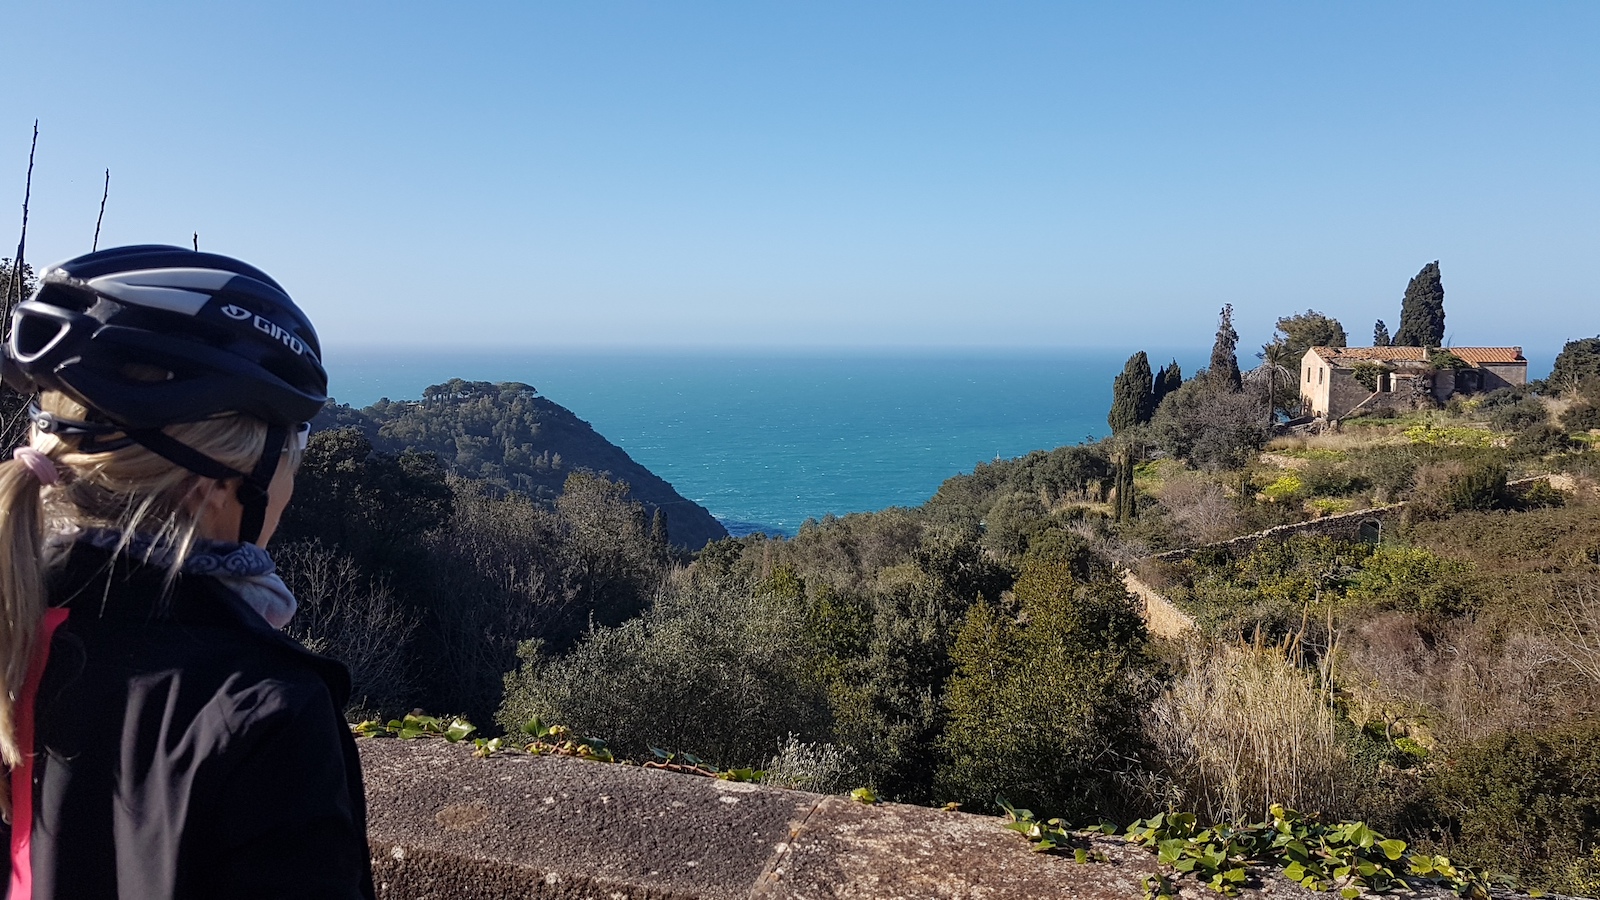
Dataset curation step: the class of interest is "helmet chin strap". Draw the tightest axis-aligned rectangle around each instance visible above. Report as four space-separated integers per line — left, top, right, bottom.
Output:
233 424 286 545
28 404 287 545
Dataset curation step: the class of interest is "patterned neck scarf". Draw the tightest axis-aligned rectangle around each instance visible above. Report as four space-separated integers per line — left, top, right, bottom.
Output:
50 527 298 630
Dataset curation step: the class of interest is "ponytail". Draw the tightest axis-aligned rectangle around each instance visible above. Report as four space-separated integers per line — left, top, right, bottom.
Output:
0 390 299 818
0 454 50 818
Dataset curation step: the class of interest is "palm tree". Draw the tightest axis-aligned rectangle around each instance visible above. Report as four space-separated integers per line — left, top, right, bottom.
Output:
1248 342 1300 424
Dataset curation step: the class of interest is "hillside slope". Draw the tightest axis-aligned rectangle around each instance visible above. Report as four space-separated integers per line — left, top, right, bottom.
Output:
315 379 728 549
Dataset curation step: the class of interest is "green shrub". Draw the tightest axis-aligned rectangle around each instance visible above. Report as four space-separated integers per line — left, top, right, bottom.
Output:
1176 536 1372 640
1352 362 1388 393
1404 424 1493 448
1486 397 1548 433
1422 721 1600 894
1564 403 1600 432
1261 473 1305 502
1301 458 1366 497
1354 448 1420 503
496 574 830 767
936 560 1148 820
1512 424 1579 457
1517 479 1568 510
1406 459 1507 520
1344 546 1477 615
982 491 1047 557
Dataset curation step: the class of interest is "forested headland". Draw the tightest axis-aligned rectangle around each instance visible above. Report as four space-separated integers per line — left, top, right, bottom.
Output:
173 259 1600 895
312 379 728 549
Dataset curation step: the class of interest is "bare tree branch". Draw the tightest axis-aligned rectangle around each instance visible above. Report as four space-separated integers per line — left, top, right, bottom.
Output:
6 120 39 337
1554 582 1600 687
92 168 110 251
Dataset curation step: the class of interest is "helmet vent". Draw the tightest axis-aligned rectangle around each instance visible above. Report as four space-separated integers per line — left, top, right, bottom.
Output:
13 314 69 362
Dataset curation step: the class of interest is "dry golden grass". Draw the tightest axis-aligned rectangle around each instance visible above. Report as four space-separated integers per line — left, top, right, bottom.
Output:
1146 636 1350 822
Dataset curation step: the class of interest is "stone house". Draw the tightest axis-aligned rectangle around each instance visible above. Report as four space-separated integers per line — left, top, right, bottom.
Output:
1300 346 1528 419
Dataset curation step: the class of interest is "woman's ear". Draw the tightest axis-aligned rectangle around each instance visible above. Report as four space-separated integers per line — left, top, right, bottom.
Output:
186 477 245 542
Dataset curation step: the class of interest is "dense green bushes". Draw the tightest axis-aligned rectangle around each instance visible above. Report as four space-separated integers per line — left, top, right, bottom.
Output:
1423 721 1600 895
497 566 830 765
937 560 1148 819
1163 536 1372 639
1343 546 1477 615
276 428 672 724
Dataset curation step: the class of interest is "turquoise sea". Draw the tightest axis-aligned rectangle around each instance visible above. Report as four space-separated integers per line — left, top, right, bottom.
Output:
327 348 1208 537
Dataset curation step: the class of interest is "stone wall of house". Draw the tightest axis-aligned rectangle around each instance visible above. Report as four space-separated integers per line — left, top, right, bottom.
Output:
1431 368 1457 403
1478 362 1527 390
1326 369 1379 418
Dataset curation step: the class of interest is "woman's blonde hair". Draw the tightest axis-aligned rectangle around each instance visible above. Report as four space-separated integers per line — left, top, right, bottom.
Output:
0 390 303 812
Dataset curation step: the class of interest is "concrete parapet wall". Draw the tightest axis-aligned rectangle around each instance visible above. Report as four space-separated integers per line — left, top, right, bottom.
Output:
361 738 1465 900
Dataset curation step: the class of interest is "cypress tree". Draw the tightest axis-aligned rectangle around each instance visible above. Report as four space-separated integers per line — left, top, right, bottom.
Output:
1108 351 1154 434
1394 261 1445 347
1373 319 1391 347
650 507 669 548
1208 304 1242 392
1152 361 1182 409
1113 445 1136 523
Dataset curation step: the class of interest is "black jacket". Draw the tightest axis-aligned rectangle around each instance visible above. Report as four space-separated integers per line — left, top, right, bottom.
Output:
3 544 376 899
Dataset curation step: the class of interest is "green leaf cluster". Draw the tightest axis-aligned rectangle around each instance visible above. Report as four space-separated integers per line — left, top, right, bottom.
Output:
353 712 477 743
1120 805 1490 900
998 796 1115 855
1351 361 1388 393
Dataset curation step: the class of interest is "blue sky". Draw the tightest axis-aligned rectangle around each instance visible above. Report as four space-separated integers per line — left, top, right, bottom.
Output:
5 2 1597 361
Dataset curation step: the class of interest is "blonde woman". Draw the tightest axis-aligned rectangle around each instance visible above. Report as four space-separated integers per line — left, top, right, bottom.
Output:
0 246 373 898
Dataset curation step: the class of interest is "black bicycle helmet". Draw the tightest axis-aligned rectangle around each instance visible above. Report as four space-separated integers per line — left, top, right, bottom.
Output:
2 245 329 544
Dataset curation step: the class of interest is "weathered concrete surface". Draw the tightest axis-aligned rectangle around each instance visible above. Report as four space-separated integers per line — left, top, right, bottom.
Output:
361 738 815 899
360 739 1488 900
749 795 1160 900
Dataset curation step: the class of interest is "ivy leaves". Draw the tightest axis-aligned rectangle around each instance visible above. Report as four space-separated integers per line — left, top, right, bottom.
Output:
1002 801 1494 900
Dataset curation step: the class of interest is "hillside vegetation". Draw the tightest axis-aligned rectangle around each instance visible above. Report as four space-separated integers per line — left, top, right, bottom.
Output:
285 322 1600 895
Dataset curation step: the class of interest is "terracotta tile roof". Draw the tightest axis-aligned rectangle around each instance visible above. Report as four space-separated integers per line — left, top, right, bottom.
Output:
1308 346 1527 367
1309 346 1426 362
1448 347 1526 365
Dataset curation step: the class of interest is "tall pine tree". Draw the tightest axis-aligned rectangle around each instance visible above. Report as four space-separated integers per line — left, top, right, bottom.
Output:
1107 351 1154 434
1267 310 1346 363
1393 261 1445 347
1373 319 1391 347
1208 304 1242 392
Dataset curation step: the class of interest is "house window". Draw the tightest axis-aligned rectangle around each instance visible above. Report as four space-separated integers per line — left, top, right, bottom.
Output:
1318 368 1323 385
1380 373 1391 392
1305 367 1311 383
